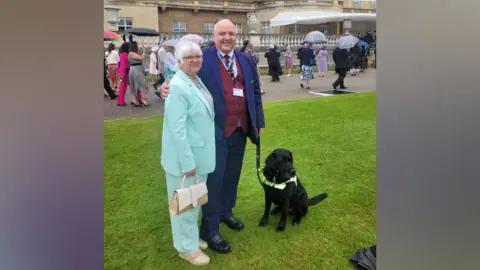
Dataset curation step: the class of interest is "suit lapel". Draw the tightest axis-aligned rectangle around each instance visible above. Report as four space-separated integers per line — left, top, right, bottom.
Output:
235 51 251 89
196 79 214 118
207 47 225 99
177 70 214 118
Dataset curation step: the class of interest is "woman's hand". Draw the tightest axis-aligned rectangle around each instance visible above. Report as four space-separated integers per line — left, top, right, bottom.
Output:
184 168 196 178
160 81 170 99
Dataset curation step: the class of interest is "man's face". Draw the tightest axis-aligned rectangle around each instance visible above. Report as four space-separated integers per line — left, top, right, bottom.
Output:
213 22 236 53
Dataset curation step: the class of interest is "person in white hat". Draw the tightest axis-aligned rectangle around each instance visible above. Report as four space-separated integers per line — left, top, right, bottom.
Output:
149 46 159 84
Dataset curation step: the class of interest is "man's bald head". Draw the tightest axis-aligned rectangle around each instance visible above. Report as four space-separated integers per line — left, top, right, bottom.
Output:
214 19 235 34
213 19 237 54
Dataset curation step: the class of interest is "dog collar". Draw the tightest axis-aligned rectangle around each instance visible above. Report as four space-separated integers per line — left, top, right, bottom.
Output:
257 168 297 190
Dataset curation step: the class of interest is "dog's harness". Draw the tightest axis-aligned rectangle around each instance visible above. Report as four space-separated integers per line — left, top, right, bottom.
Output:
257 167 297 190
256 138 297 190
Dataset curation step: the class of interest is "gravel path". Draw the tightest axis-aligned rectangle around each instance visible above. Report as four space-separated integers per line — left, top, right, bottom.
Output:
104 69 376 120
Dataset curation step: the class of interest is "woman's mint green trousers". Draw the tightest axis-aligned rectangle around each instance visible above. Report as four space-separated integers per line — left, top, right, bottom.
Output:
165 173 207 253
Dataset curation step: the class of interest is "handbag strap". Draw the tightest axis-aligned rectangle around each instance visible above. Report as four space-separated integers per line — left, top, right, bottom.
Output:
181 174 200 188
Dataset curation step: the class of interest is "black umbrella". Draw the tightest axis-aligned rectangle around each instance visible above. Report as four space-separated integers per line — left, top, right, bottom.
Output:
126 28 160 37
350 245 376 270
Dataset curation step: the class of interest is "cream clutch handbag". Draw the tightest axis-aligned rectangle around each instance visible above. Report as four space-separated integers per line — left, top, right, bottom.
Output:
169 175 208 215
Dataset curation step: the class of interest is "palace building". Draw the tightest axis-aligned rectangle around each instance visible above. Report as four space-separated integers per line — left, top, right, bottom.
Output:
104 0 376 36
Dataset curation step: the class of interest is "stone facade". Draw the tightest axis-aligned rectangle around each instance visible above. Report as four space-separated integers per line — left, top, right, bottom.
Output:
104 2 159 31
158 9 248 33
342 0 377 13
104 0 376 35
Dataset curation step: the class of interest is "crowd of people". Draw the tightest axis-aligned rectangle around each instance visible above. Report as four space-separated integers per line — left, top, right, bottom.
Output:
104 30 376 107
238 29 376 90
103 40 150 106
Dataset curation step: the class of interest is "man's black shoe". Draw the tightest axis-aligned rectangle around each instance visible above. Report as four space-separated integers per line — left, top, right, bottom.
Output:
203 234 231 254
222 216 245 231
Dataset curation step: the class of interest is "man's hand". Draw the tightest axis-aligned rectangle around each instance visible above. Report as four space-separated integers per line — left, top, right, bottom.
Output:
160 81 170 99
258 128 264 136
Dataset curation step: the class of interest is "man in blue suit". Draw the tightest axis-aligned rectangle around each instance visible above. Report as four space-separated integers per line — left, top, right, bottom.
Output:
161 19 265 254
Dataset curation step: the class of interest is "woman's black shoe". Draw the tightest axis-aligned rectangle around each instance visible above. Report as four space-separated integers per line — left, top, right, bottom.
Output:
130 101 140 107
139 100 150 107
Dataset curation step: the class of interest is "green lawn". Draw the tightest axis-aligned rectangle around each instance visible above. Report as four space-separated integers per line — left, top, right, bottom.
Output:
104 93 376 270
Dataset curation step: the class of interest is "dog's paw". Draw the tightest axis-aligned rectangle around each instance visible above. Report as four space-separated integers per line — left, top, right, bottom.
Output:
276 223 286 232
258 218 269 227
292 217 302 226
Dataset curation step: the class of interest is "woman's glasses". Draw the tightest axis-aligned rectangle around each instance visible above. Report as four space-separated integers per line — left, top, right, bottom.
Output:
184 55 203 61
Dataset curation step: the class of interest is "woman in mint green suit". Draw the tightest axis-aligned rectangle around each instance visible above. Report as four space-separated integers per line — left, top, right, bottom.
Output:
161 41 215 266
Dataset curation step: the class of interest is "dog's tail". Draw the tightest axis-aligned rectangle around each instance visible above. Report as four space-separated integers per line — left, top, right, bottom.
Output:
308 193 328 206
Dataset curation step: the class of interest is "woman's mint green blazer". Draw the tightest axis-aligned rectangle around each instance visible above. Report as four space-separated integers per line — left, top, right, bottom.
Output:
161 70 216 177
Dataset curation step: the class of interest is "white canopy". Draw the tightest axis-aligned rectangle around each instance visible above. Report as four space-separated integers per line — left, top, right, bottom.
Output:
269 11 376 27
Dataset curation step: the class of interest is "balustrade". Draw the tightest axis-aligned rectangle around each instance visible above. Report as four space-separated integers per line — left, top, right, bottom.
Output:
104 33 342 48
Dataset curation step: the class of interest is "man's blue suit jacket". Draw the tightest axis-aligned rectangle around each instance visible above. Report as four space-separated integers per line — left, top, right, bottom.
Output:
197 46 265 144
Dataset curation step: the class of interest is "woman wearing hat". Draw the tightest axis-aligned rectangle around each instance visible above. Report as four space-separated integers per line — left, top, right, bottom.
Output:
149 46 160 83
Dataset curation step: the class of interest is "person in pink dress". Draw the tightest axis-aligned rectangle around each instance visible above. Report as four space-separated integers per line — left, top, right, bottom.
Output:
117 42 141 106
284 45 293 76
316 45 328 77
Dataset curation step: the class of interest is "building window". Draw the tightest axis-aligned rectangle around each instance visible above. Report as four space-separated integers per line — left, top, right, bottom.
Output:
353 0 360 9
204 22 215 33
288 24 302 34
173 21 187 33
118 18 133 32
370 0 376 10
235 23 243 34
261 21 272 34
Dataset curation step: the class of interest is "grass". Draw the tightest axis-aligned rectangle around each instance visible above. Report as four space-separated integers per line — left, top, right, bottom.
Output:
104 92 377 270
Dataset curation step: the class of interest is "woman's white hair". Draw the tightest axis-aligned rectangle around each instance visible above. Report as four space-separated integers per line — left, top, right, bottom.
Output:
174 41 203 69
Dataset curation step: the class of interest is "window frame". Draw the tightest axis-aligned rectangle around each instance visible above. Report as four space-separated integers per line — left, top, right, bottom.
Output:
203 22 215 33
117 17 133 32
172 20 187 33
235 23 243 34
261 21 272 34
353 0 360 9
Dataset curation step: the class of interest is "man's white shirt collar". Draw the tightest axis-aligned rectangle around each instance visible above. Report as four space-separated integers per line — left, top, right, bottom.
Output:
216 49 238 78
217 49 234 59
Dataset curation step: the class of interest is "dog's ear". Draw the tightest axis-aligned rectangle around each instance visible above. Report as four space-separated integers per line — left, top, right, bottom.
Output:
265 152 276 168
263 152 276 180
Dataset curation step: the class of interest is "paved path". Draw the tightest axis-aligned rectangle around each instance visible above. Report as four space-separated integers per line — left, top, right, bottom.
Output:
104 69 376 120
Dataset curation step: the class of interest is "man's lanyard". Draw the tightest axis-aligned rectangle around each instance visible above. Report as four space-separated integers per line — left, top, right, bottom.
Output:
217 51 237 79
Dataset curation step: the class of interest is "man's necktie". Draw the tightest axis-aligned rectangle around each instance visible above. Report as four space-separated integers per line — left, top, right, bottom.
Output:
224 55 232 73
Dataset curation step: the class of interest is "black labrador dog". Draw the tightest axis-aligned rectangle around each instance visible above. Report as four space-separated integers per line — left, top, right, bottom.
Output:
258 148 328 232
